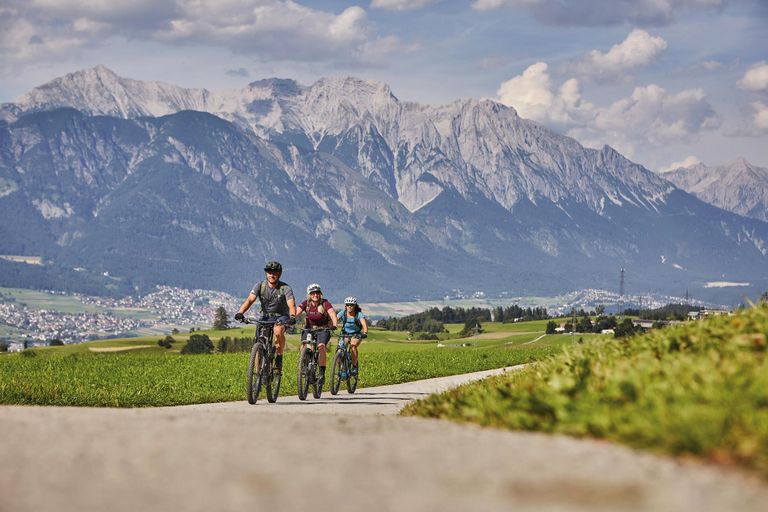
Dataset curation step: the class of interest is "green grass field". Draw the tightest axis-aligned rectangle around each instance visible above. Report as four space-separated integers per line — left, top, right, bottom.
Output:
405 304 768 477
0 319 586 406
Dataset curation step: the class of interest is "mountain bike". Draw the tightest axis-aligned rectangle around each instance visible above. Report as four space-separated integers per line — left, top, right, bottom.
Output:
242 317 288 404
330 333 365 395
297 327 334 400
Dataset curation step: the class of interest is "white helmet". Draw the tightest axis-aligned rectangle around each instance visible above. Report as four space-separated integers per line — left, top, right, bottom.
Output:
344 296 358 305
306 283 322 295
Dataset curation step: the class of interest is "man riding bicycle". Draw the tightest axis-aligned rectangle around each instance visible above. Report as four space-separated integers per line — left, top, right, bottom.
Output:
295 283 337 388
337 296 368 375
235 261 296 374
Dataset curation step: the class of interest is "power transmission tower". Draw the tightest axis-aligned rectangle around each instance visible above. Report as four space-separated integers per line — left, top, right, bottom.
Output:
618 267 625 317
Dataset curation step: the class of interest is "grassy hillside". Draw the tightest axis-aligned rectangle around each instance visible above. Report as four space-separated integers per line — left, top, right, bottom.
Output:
405 304 768 477
0 320 587 407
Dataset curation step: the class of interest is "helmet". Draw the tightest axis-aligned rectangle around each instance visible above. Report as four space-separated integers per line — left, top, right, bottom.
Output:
264 261 282 273
344 296 358 306
306 283 322 295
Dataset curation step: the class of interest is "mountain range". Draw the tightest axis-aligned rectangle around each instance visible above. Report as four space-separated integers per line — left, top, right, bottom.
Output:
1 66 766 302
662 158 768 223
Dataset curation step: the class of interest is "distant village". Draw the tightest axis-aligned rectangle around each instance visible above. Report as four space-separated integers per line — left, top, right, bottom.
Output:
0 286 240 351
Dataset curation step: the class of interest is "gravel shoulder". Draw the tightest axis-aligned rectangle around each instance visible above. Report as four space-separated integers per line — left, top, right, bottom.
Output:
2 367 767 512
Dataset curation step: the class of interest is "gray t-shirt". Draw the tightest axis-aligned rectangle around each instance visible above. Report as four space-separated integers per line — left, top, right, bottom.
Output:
250 280 295 316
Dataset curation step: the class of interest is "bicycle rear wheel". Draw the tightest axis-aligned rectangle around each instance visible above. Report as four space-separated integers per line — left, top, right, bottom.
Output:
330 350 342 395
297 345 310 400
347 352 358 394
246 342 265 404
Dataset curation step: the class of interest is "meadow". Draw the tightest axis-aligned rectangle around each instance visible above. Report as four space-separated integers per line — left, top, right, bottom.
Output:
405 303 768 477
0 319 589 407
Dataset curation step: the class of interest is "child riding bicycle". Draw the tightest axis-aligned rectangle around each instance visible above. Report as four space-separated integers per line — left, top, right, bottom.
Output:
337 296 368 375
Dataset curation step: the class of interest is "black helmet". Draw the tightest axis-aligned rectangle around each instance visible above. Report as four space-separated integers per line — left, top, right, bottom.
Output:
264 261 282 273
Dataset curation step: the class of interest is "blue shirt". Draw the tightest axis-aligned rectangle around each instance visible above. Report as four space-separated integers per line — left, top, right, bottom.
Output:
337 311 365 334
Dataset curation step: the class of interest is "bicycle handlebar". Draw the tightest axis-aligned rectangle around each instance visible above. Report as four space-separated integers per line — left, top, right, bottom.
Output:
239 317 286 326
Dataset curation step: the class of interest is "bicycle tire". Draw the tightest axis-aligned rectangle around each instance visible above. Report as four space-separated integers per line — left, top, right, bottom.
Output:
312 351 323 399
330 350 342 395
297 345 310 400
266 346 281 403
246 342 265 404
347 351 358 394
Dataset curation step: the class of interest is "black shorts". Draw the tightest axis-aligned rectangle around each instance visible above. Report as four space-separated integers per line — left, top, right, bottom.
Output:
301 329 330 345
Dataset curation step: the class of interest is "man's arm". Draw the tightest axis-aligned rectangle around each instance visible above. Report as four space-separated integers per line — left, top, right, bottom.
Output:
237 293 257 318
287 297 297 317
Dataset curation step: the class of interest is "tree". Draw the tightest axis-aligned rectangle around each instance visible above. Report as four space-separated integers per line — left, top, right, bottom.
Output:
181 334 214 354
49 339 64 346
761 291 768 303
615 318 642 338
213 306 230 330
460 317 483 337
171 328 180 335
0 342 8 352
545 320 557 334
158 335 175 349
595 304 605 315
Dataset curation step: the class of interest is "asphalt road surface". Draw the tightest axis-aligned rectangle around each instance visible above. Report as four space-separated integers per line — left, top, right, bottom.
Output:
2 366 767 512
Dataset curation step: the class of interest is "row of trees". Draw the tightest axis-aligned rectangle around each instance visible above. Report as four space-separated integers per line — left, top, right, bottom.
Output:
622 303 702 321
545 316 643 338
377 305 550 333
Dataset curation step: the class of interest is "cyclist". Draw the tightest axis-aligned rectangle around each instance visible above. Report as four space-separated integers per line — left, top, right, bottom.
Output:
295 283 337 387
337 296 368 375
234 261 296 374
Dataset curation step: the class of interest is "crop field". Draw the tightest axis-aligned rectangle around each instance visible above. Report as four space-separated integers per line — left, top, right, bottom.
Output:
405 303 768 478
0 287 104 314
0 319 588 406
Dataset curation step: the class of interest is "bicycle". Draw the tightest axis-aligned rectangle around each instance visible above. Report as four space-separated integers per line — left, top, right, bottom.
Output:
242 317 290 404
297 327 335 400
330 333 365 395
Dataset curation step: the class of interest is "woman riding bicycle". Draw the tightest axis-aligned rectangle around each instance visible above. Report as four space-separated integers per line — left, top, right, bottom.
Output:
337 296 368 375
295 283 337 388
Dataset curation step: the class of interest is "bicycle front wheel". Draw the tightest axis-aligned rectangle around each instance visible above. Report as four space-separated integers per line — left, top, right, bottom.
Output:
330 350 342 395
312 353 323 399
297 345 310 401
347 353 358 394
246 342 265 404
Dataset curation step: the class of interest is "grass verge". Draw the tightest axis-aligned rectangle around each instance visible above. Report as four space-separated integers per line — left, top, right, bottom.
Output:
0 345 558 407
404 304 768 478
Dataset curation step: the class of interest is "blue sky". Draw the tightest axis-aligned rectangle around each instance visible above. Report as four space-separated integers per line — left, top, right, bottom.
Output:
1 0 766 171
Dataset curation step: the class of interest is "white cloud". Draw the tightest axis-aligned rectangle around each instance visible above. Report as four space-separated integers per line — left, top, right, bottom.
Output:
571 29 667 80
660 155 701 172
471 0 727 26
0 0 403 69
751 101 768 133
738 62 768 91
699 60 723 71
371 0 438 10
497 63 721 159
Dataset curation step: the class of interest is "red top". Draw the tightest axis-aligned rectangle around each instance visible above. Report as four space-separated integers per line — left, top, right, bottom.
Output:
299 299 334 328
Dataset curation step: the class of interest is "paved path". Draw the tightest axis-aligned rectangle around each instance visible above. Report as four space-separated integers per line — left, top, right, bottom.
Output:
2 367 767 512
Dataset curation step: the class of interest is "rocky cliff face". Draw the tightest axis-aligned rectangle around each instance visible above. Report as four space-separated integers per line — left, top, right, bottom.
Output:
1 67 766 300
663 158 768 223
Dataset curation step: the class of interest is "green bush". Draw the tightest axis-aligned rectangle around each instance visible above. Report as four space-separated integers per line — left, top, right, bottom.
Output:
181 334 213 355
